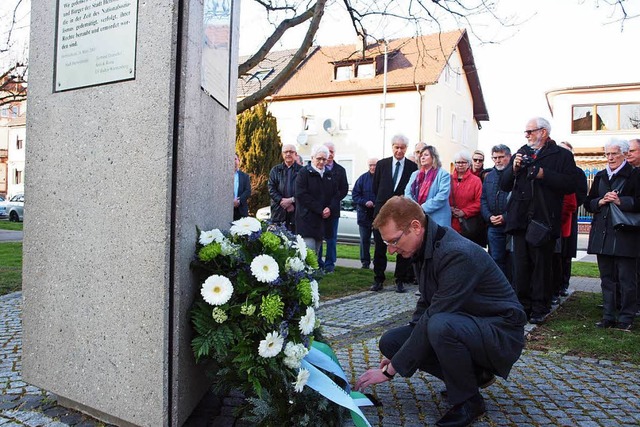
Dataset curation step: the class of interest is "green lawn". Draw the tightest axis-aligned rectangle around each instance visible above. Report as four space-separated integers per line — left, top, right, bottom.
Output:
0 242 22 295
528 291 640 365
0 221 23 231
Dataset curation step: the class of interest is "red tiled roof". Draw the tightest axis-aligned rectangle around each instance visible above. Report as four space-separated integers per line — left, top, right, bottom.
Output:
272 29 488 121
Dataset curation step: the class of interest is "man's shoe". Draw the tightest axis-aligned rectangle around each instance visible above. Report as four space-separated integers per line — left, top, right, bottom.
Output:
560 288 569 297
436 393 486 427
395 282 407 293
370 282 383 292
595 319 616 329
415 290 421 296
529 315 545 325
551 296 560 305
361 263 370 269
615 322 632 331
635 310 640 318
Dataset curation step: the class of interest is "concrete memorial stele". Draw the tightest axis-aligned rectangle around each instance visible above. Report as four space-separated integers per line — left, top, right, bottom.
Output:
22 1 239 425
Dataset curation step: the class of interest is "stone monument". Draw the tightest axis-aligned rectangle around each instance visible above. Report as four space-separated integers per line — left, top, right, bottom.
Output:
22 1 240 425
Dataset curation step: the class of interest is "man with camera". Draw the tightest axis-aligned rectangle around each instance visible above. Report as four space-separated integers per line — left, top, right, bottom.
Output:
500 117 577 324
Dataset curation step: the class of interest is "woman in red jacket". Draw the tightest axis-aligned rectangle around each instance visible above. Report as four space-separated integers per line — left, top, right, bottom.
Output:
449 150 485 246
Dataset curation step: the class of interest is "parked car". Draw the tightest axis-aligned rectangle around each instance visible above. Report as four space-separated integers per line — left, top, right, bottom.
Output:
0 193 24 222
256 192 361 243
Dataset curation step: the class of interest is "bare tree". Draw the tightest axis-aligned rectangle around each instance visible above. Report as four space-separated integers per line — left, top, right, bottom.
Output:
0 0 29 107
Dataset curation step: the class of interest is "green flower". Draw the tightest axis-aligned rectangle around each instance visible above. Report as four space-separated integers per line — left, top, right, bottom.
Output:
260 231 281 252
260 294 284 323
198 243 222 262
211 307 228 323
297 279 312 306
305 249 319 269
240 303 256 316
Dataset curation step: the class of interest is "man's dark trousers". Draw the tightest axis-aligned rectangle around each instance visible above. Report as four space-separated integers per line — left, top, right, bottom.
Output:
379 313 492 405
512 232 554 318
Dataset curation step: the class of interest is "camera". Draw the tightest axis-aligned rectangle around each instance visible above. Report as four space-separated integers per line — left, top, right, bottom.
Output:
521 155 536 168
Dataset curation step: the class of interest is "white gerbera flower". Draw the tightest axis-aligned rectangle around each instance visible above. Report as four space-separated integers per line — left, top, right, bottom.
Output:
258 331 284 358
199 229 216 245
210 229 226 243
293 368 310 393
294 235 307 259
201 275 234 306
310 280 320 309
230 217 262 236
251 254 280 283
283 342 309 369
298 307 316 335
286 257 305 272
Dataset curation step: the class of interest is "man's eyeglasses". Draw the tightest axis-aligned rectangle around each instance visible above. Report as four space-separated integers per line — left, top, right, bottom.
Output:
283 150 296 154
491 155 506 160
604 152 622 157
383 227 409 247
524 128 543 136
454 161 468 165
315 157 328 162
472 158 483 163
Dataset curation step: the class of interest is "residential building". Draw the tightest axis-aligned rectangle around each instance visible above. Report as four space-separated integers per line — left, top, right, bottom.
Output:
239 29 489 185
1 65 27 197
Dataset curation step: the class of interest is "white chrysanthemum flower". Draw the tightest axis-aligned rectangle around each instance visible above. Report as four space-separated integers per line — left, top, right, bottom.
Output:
298 307 316 335
258 331 284 358
310 280 320 309
283 342 309 369
230 217 262 236
201 275 234 306
286 257 305 272
293 368 310 393
294 235 307 259
251 254 280 283
199 229 216 245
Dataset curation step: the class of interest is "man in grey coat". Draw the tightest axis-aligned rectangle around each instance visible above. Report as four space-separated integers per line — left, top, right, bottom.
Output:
356 196 526 427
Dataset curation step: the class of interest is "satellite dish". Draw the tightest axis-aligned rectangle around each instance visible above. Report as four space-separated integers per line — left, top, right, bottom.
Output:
296 132 309 145
323 118 337 135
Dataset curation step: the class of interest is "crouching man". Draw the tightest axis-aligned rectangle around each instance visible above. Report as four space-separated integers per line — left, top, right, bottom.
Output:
355 196 526 427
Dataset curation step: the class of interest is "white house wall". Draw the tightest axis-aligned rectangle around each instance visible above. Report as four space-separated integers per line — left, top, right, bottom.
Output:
423 48 479 170
549 87 640 149
7 125 25 197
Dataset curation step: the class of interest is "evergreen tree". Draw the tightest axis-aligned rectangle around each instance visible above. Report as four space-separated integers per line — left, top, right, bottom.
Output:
236 102 282 215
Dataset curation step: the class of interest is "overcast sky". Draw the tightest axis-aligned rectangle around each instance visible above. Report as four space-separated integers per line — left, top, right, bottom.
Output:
239 0 640 157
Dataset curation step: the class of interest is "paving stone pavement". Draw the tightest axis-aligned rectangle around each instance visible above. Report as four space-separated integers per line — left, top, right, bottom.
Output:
3 274 640 426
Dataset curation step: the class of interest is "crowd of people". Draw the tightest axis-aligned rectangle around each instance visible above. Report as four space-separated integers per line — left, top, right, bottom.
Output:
254 119 640 427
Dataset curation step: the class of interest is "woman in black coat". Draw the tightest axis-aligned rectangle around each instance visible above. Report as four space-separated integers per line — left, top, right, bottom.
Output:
295 144 340 258
584 139 640 331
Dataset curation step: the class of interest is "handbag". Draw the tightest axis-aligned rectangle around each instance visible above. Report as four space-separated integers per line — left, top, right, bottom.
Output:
525 219 552 247
609 203 640 231
524 181 552 247
459 215 485 241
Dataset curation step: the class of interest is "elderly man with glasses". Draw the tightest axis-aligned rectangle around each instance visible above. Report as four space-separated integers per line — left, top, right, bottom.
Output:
355 196 526 427
268 143 302 232
500 117 577 325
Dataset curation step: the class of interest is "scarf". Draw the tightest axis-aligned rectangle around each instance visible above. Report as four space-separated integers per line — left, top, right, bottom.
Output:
411 167 438 205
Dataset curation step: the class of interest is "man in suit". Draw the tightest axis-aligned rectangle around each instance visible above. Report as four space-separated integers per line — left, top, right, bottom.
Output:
319 141 349 273
355 196 526 427
233 153 251 220
626 138 640 316
371 134 418 293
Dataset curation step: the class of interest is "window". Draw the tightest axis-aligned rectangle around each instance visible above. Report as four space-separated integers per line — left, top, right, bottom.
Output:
14 170 22 185
451 113 458 141
443 66 451 85
356 62 375 79
339 106 352 130
435 105 443 134
455 69 462 92
335 65 353 81
572 103 640 132
16 136 23 150
1 105 19 118
302 115 317 134
462 119 469 146
250 68 273 81
379 103 396 127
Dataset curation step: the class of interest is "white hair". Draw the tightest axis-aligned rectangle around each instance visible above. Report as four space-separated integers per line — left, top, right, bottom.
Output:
311 144 330 158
